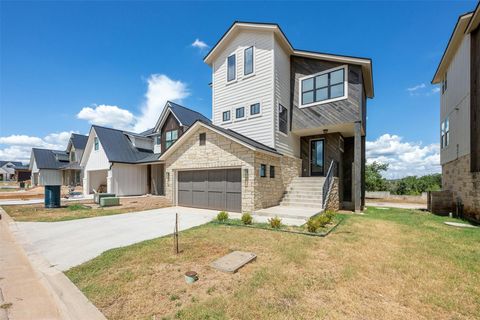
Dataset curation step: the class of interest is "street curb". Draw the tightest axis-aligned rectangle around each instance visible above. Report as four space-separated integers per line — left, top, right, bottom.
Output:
0 207 106 320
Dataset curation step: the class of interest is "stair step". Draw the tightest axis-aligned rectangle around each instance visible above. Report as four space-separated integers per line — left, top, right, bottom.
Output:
279 201 323 208
286 187 324 192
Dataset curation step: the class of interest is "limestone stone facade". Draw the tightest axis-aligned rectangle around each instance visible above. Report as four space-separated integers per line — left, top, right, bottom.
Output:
324 177 340 211
442 154 480 220
163 125 302 212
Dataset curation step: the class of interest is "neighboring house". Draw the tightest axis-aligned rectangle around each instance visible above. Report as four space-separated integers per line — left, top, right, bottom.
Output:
80 101 210 196
432 3 480 221
13 164 31 182
29 133 88 186
0 161 24 181
159 22 373 213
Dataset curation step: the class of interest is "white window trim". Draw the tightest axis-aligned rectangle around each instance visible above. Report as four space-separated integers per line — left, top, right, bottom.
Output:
226 53 237 83
243 45 255 78
248 102 262 119
234 106 246 122
277 103 289 137
298 65 349 108
222 109 232 124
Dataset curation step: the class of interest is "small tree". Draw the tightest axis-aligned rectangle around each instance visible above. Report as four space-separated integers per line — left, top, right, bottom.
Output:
365 161 389 191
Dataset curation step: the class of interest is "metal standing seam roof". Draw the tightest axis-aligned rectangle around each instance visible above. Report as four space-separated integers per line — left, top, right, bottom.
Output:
167 101 211 126
92 125 160 164
31 148 70 169
70 133 88 150
0 161 23 168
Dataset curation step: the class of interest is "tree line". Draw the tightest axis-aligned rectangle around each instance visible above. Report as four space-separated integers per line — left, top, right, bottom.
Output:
366 162 441 195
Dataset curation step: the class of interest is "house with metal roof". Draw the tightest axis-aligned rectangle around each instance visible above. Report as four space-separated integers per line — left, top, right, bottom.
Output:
0 161 24 181
29 133 88 186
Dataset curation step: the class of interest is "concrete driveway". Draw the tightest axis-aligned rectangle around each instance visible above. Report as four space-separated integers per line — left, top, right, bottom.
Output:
14 206 219 271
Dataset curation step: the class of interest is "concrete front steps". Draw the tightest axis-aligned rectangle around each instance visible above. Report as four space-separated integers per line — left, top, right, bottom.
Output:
279 177 325 209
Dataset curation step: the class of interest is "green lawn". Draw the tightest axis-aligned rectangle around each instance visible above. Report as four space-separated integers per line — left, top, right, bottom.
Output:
66 207 480 320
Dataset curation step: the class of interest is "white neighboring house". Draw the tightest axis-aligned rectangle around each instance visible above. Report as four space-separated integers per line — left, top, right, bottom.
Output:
0 161 24 181
29 149 68 186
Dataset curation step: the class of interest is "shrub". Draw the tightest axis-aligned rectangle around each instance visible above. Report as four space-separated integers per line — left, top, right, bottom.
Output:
268 216 282 229
316 214 331 227
241 212 253 225
324 210 336 221
216 211 229 222
306 217 321 232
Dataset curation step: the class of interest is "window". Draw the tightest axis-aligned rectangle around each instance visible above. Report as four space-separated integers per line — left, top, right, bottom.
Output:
441 117 450 148
94 137 99 151
300 66 346 106
442 72 448 94
155 136 161 145
235 107 245 119
222 110 231 122
278 104 288 134
250 103 260 116
199 133 206 146
227 54 236 81
244 46 254 75
270 165 275 178
70 151 76 162
165 130 178 149
260 164 266 178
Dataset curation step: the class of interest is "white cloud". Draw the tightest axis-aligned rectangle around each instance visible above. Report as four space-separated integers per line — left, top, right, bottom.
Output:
431 87 440 94
77 104 135 131
367 134 441 179
133 74 189 132
191 38 209 50
407 83 426 92
0 131 75 163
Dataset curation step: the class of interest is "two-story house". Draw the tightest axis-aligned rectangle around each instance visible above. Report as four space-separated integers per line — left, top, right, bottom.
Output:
159 22 373 213
431 4 480 221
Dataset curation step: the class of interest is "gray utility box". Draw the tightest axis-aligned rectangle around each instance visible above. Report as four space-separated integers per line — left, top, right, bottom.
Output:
95 193 116 204
100 197 120 207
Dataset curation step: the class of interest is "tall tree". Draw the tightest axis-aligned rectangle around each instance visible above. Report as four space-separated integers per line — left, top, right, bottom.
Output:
365 162 389 191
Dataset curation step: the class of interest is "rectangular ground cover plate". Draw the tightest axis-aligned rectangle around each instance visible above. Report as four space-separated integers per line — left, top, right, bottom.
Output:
211 251 256 273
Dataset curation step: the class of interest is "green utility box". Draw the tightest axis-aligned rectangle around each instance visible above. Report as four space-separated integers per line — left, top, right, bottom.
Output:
95 193 116 204
100 197 120 207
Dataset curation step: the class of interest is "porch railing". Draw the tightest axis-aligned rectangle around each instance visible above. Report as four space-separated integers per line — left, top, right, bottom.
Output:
322 160 336 209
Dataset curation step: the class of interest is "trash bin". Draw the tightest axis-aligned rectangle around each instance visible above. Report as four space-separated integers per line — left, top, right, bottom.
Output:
19 182 25 188
45 185 61 208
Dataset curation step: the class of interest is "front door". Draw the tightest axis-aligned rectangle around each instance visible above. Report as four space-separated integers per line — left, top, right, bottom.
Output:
310 139 325 176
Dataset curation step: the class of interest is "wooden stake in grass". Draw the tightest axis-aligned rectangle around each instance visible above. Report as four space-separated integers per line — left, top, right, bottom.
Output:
173 213 179 254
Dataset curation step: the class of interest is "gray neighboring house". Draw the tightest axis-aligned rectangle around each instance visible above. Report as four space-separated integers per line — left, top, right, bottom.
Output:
29 133 88 186
431 3 480 221
0 161 24 181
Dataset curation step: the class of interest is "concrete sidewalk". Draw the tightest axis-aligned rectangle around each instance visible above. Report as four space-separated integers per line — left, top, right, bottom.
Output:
0 212 61 319
366 201 427 210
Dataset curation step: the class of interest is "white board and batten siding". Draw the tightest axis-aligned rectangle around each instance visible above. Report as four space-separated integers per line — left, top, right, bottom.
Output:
274 37 300 157
441 34 471 165
39 170 63 186
84 132 110 171
110 163 148 196
212 30 275 148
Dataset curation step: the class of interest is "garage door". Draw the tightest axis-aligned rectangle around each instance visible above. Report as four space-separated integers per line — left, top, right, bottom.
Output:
177 169 241 212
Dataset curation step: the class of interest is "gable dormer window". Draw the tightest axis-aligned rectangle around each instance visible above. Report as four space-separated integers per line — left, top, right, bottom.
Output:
244 46 254 76
94 137 99 151
165 130 178 149
227 54 236 82
300 65 347 107
155 136 161 145
442 72 448 94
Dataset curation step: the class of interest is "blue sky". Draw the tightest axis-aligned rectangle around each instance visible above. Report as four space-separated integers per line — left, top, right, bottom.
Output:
0 1 477 177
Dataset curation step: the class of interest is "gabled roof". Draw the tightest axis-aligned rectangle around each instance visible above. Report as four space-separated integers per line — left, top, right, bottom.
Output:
152 101 211 134
70 133 88 150
0 161 23 168
203 21 374 98
159 120 281 161
91 125 159 164
31 148 69 170
432 4 479 84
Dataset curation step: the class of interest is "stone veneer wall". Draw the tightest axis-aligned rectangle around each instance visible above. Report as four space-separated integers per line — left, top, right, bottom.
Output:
442 154 480 221
163 125 302 212
324 177 340 211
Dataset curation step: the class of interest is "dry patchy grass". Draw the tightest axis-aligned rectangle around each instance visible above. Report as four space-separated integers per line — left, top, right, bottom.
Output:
3 196 171 222
66 207 480 320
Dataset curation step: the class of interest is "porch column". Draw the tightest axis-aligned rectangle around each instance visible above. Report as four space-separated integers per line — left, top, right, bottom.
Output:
354 121 362 212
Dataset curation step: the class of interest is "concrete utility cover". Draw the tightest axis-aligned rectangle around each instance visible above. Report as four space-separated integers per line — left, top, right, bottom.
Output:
211 251 256 273
444 222 479 229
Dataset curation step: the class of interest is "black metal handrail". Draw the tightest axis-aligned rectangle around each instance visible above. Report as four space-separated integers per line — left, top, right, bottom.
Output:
322 160 336 209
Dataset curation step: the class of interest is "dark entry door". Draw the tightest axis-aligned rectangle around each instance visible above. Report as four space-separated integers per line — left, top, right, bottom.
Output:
177 169 242 212
310 139 325 176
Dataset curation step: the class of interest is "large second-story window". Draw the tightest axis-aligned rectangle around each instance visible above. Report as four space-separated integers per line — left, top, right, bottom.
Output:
235 107 245 119
165 130 178 149
227 54 236 82
278 104 288 134
300 66 346 106
441 117 450 149
244 46 254 75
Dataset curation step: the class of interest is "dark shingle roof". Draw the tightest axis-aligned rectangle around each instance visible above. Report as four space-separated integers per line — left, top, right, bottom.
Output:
32 148 69 169
168 101 211 126
0 161 23 168
93 125 159 164
70 133 88 150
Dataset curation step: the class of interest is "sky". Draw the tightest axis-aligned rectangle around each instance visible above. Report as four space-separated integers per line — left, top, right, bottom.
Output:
0 0 477 178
